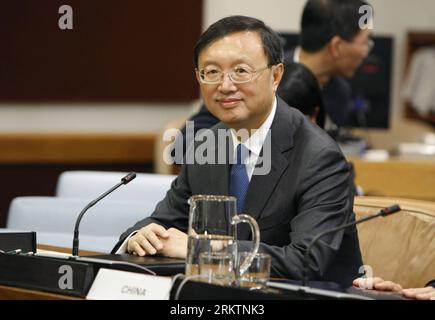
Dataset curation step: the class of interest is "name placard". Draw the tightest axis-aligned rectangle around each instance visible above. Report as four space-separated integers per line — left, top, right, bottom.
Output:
86 268 173 300
0 253 94 297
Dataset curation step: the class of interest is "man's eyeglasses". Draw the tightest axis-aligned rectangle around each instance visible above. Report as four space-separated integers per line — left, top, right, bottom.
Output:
197 65 271 84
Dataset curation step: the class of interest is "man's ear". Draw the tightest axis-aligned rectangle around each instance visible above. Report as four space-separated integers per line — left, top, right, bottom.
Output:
272 63 284 92
329 36 343 59
195 70 201 84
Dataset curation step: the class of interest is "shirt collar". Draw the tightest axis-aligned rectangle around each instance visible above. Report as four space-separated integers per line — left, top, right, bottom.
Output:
293 46 300 63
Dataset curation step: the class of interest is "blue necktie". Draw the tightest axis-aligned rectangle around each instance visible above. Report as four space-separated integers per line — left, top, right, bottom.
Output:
229 144 250 214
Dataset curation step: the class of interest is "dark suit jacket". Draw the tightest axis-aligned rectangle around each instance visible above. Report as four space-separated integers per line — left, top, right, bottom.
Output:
283 49 356 128
425 280 435 288
113 98 363 287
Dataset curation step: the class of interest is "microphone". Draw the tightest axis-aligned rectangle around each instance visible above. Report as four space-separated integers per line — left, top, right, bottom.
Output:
72 172 136 257
302 204 401 287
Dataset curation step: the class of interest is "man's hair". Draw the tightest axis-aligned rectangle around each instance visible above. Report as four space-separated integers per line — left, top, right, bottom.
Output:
277 62 325 128
193 15 284 68
300 0 369 52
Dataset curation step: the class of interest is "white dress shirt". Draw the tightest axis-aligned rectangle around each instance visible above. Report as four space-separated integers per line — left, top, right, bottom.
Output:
229 97 277 180
293 46 301 63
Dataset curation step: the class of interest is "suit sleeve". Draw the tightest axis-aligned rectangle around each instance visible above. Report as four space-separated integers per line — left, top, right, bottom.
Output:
238 146 353 281
111 164 192 253
425 279 435 288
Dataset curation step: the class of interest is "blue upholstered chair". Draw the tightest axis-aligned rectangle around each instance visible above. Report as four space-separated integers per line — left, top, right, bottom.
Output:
6 171 176 253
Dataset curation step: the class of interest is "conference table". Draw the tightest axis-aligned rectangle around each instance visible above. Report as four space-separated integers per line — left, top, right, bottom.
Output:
0 245 404 300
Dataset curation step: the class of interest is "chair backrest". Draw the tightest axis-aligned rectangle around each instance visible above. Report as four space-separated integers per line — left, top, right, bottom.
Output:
56 171 176 202
6 171 178 253
154 116 189 175
6 197 153 253
354 196 435 288
153 99 202 174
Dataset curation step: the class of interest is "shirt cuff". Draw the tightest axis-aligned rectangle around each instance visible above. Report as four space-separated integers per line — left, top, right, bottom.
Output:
115 230 138 254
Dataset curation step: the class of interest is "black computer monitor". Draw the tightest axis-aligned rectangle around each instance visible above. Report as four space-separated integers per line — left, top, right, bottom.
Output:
279 33 393 129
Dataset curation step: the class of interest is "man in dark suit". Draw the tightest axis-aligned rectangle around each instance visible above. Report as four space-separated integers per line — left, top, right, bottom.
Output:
174 0 373 147
113 15 362 287
291 0 373 130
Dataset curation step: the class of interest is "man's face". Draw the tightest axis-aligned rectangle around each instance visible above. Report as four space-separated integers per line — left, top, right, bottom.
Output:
196 31 283 131
334 29 372 78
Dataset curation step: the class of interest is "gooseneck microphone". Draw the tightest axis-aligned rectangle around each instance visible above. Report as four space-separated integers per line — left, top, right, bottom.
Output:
302 204 401 287
72 172 136 257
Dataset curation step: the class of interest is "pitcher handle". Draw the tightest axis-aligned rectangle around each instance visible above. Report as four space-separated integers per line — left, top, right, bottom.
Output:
232 214 260 275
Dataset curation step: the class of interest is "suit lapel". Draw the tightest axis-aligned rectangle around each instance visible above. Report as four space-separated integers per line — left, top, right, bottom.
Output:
208 162 229 195
207 123 231 196
244 142 289 220
239 98 296 239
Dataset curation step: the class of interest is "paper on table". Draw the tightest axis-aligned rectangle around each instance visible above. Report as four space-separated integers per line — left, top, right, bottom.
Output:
35 249 72 259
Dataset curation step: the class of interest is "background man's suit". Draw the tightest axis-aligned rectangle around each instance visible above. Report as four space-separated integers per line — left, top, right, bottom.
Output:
113 98 363 287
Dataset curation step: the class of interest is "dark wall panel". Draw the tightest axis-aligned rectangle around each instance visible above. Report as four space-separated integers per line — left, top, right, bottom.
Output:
0 1 202 102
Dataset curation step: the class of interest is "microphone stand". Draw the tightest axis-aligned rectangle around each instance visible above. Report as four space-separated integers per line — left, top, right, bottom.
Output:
302 204 401 287
72 172 136 257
